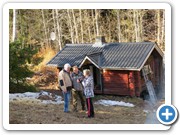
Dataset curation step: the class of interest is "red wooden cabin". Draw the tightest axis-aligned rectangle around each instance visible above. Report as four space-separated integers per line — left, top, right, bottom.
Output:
47 37 164 97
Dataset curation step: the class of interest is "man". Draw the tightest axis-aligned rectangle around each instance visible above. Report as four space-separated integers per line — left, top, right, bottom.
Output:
59 63 72 113
71 65 86 112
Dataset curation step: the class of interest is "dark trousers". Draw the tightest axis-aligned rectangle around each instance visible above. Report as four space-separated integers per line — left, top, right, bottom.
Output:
86 98 94 117
72 90 85 111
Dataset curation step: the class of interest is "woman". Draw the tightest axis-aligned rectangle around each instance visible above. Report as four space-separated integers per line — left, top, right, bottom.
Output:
82 69 95 118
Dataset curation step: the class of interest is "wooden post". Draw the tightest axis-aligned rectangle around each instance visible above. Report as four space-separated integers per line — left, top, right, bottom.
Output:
129 71 135 97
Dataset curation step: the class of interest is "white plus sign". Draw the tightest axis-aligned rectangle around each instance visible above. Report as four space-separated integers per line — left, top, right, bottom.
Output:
162 108 173 120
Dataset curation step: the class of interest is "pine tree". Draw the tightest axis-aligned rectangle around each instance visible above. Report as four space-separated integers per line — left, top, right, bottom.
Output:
9 41 39 93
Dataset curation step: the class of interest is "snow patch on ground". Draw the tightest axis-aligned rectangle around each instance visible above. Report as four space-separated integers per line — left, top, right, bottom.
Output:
143 110 149 113
95 99 135 107
9 91 64 104
10 92 135 107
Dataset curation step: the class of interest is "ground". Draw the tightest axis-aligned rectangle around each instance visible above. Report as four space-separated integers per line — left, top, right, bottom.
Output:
9 92 148 124
9 69 164 124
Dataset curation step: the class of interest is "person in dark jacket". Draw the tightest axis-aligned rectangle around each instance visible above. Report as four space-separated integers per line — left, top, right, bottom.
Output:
71 66 86 112
82 69 95 118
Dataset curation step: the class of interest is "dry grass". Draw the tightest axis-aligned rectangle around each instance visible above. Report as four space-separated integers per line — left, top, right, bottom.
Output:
30 69 58 90
9 95 147 124
27 47 59 90
33 47 56 72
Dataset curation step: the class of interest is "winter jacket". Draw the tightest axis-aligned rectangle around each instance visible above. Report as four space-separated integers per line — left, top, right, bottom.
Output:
82 75 94 98
71 71 84 91
58 69 72 92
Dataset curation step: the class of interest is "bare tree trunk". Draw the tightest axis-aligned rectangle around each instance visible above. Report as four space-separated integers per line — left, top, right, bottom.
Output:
107 15 111 42
88 25 92 43
52 9 57 36
85 10 92 42
67 9 74 44
117 10 121 42
91 9 96 39
161 10 165 50
41 9 49 47
12 9 16 42
52 9 58 49
157 10 161 46
72 9 79 43
55 9 62 50
79 9 84 43
95 9 99 36
133 9 139 42
136 10 140 41
139 10 143 41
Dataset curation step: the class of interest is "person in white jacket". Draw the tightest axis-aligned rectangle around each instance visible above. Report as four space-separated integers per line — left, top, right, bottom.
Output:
82 69 95 118
59 63 72 113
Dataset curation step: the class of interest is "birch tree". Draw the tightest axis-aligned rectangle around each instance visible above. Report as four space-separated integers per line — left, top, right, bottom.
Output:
133 10 138 42
52 9 57 38
41 9 49 47
72 9 79 43
161 10 165 50
133 9 142 42
95 9 99 36
55 9 62 50
79 9 84 43
91 9 96 38
157 10 161 46
117 9 121 42
12 9 16 42
9 9 165 51
139 10 144 42
67 9 74 44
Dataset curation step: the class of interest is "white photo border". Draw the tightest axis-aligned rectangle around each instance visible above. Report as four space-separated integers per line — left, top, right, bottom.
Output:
3 2 171 130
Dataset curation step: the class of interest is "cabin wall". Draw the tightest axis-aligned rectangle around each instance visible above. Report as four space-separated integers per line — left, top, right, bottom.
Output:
134 71 142 97
128 71 135 97
102 70 143 97
141 49 163 94
94 49 163 97
102 70 129 95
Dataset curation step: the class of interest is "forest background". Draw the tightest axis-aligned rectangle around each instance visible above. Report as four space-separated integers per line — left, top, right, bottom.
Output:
9 9 165 92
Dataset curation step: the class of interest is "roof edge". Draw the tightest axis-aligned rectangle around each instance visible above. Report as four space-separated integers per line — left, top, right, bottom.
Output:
65 43 93 46
79 56 100 69
139 44 156 70
101 67 140 71
154 43 164 57
139 43 164 71
46 64 59 67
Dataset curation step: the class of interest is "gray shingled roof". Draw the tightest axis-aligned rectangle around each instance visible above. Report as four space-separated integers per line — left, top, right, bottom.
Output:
47 42 163 71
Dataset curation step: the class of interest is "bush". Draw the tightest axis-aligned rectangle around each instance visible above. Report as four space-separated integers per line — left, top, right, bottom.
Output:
32 47 56 72
9 82 37 93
